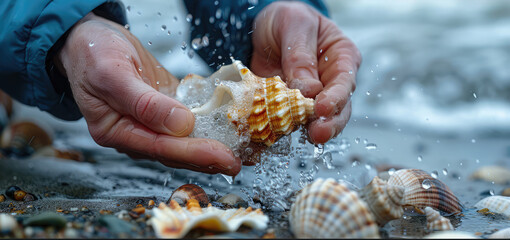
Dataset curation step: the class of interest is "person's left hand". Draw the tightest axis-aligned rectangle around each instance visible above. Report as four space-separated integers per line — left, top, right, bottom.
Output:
250 1 361 144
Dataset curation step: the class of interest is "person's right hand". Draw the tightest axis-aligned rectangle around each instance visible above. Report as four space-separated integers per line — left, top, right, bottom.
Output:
55 13 241 176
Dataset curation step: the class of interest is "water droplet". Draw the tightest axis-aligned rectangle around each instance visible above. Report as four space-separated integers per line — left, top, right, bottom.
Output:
147 41 152 46
215 9 222 19
191 38 202 50
365 143 377 150
220 174 233 184
287 46 291 50
471 138 476 143
167 30 171 35
214 78 221 86
216 39 223 47
144 23 149 28
156 81 160 85
187 49 195 59
138 67 142 72
431 171 438 179
354 137 360 144
124 24 130 30
417 155 423 162
363 139 368 144
173 16 178 21
391 77 397 81
442 168 448 175
489 189 495 196
194 18 201 26
214 0 219 5
161 25 167 31
186 14 193 22
202 36 209 47
475 159 480 164
388 168 396 175
421 179 432 190
366 91 371 96
473 92 477 98
157 12 161 16
349 70 353 74
126 5 131 12
137 11 142 16
324 56 328 61
319 49 323 53
181 41 187 50
321 152 334 169
88 41 95 47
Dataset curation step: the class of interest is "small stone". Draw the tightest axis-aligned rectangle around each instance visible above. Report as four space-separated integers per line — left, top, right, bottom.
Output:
148 200 155 208
100 209 113 215
0 194 5 202
5 186 21 199
218 193 248 208
477 208 495 216
24 212 67 229
64 228 79 238
502 188 510 196
69 207 79 212
98 215 137 234
131 207 145 215
0 213 18 233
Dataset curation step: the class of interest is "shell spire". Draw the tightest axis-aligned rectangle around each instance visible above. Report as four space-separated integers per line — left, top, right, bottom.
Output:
359 176 405 226
190 59 315 146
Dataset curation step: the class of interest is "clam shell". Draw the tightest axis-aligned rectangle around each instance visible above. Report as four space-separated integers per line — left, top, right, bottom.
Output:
358 176 404 226
425 207 453 231
387 169 462 214
290 178 380 238
489 228 510 239
150 199 268 238
168 184 210 207
424 231 478 239
474 196 510 217
471 166 510 185
190 60 314 146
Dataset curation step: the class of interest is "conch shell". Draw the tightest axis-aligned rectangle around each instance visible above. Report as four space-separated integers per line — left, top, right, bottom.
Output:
289 178 380 238
387 169 462 214
425 207 454 231
358 176 405 226
190 60 314 146
149 199 268 238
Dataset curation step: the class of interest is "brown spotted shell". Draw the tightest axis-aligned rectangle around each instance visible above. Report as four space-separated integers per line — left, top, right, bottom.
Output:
290 178 380 238
191 60 314 146
359 176 404 226
168 184 209 207
387 169 462 214
425 207 453 231
0 121 52 152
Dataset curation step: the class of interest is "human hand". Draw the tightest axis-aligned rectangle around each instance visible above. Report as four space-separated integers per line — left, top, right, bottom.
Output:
251 2 361 144
56 13 241 176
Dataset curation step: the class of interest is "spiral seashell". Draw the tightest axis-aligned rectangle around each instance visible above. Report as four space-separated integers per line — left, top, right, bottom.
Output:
489 228 510 239
474 196 510 217
290 178 380 238
387 169 462 214
0 121 52 157
168 184 210 207
150 199 268 238
471 166 510 185
358 176 405 226
190 60 314 146
425 207 453 231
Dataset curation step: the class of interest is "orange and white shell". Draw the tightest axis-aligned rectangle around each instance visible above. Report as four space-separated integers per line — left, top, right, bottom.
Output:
190 60 314 146
149 199 268 238
358 176 405 226
387 169 462 214
474 196 510 217
425 207 453 231
290 178 380 238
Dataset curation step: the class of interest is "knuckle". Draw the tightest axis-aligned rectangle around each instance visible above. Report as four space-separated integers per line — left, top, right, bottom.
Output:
134 91 160 125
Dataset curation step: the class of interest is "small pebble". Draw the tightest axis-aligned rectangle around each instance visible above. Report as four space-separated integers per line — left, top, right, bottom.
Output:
100 209 113 215
148 200 155 208
0 213 18 233
5 186 21 199
131 207 145 215
502 188 510 196
98 215 137 234
0 194 5 202
24 212 67 229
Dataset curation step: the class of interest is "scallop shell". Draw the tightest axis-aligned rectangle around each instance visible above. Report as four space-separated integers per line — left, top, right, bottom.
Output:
425 207 453 231
424 231 478 239
387 169 462 214
190 60 314 146
150 199 268 238
489 228 510 239
168 184 210 207
474 196 510 217
289 178 380 238
358 176 404 226
0 121 52 156
471 166 510 185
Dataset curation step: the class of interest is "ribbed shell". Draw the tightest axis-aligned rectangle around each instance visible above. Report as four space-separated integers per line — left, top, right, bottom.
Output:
387 169 462 214
425 207 453 231
489 228 510 239
359 176 405 226
191 60 314 146
168 184 210 207
290 178 380 238
474 196 510 217
150 199 268 238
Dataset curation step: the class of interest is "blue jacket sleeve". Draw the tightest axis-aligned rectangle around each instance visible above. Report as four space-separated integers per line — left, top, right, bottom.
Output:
184 0 329 71
0 0 126 120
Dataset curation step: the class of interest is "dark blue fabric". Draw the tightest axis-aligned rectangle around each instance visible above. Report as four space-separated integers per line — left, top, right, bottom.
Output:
0 0 126 120
184 0 329 71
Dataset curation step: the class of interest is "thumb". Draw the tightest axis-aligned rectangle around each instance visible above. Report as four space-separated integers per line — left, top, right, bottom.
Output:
279 12 323 98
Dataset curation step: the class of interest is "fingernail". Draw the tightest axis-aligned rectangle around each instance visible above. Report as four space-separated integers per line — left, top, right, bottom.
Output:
165 107 193 136
294 69 314 80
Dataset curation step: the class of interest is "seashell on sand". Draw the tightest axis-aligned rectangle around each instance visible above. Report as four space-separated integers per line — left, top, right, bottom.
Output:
474 196 510 217
425 207 453 231
489 227 510 239
217 193 247 208
471 166 510 185
290 178 380 238
358 176 404 226
424 231 478 239
0 121 52 157
150 199 268 238
168 184 210 207
387 169 462 214
189 59 315 147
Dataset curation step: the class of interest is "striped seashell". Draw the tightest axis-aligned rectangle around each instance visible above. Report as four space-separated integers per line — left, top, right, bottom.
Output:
424 231 479 239
425 207 453 231
489 228 510 239
358 176 405 226
474 196 510 217
149 199 268 238
168 184 210 207
470 166 510 185
290 178 380 238
190 59 314 146
387 169 462 214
